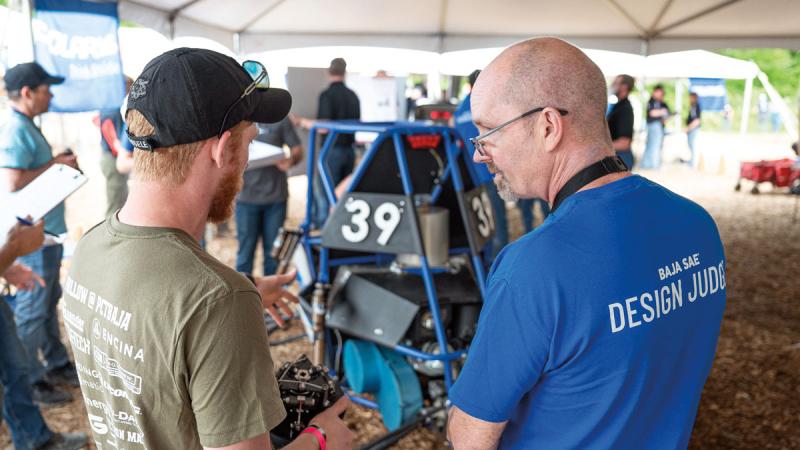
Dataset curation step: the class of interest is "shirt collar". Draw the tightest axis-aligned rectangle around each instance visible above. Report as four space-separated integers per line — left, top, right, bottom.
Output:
11 107 37 126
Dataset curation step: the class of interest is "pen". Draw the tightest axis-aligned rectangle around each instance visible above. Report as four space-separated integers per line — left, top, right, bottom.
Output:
15 217 61 238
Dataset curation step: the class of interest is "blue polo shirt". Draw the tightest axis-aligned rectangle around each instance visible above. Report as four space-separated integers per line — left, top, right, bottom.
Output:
0 109 67 235
454 93 493 185
449 175 726 449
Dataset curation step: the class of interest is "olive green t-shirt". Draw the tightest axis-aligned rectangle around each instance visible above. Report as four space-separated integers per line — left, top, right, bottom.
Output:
62 214 286 449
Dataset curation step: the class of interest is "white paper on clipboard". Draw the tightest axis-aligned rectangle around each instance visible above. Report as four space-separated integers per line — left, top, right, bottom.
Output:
247 140 288 171
0 164 87 245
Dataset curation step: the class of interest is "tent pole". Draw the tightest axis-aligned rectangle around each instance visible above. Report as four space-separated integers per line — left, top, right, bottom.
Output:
637 39 649 141
427 70 441 102
24 0 35 63
741 76 753 134
233 32 241 56
168 13 176 40
757 71 799 141
674 79 683 131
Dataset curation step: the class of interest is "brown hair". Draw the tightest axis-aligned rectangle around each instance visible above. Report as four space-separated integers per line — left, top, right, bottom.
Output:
329 58 347 76
617 74 635 91
126 109 249 186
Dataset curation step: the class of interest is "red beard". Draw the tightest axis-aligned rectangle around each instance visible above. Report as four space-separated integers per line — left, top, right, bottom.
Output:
207 168 243 224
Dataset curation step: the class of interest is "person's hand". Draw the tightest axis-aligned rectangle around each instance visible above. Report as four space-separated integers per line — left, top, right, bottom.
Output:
275 157 293 173
53 151 79 170
309 397 354 450
288 113 303 128
3 263 45 291
255 270 299 327
289 114 316 131
6 218 44 257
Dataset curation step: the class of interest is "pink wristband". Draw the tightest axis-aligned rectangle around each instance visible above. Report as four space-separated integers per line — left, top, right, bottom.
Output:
301 426 326 450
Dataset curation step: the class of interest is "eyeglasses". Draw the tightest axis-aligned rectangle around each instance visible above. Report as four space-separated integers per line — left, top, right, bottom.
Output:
470 106 569 157
217 60 269 138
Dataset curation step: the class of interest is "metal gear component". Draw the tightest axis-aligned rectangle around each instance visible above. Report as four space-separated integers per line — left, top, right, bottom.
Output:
272 354 343 440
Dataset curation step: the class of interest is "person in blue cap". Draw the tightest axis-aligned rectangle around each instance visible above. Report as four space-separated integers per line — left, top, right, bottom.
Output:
0 62 82 406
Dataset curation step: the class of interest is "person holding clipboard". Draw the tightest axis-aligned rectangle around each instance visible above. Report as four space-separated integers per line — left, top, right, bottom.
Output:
235 117 303 277
0 62 81 405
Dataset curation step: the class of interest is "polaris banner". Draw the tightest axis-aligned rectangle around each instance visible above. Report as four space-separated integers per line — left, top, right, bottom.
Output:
688 78 727 112
32 0 124 112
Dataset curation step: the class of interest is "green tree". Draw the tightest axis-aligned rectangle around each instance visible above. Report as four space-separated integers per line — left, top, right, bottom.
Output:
718 48 800 98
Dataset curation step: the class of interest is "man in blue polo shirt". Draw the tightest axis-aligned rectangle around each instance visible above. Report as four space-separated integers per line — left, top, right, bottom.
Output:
446 38 725 450
0 62 81 406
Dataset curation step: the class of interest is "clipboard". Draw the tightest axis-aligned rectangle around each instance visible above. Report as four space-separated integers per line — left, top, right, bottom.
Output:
247 140 288 171
0 164 87 245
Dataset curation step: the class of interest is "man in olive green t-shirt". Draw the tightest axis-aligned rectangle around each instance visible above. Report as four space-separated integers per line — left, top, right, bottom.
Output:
62 49 352 450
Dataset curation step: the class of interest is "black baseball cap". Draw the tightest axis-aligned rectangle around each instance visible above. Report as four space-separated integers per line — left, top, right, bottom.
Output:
4 62 64 91
468 70 481 87
125 47 291 151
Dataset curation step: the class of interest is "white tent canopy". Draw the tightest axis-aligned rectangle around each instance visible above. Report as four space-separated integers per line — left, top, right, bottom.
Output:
119 0 800 55
438 47 793 138
116 27 234 77
108 27 762 82
439 48 760 80
249 46 441 76
2 1 796 139
644 50 759 79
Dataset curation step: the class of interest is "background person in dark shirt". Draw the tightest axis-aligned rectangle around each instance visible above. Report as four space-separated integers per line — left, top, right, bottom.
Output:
685 92 702 167
235 118 303 276
293 57 361 228
607 74 635 170
641 85 670 170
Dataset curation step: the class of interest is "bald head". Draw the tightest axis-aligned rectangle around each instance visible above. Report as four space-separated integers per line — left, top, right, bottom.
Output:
474 37 611 146
470 37 619 204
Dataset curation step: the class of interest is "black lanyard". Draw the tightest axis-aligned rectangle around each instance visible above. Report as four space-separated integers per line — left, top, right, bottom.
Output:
551 155 629 212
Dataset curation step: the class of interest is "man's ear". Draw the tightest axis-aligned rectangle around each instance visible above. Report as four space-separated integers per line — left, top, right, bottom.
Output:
209 130 231 169
541 108 564 154
19 86 33 100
